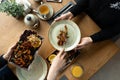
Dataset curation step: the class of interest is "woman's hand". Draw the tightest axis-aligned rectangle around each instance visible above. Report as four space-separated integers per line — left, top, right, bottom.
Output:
54 12 74 21
3 45 16 61
76 37 93 49
47 49 67 80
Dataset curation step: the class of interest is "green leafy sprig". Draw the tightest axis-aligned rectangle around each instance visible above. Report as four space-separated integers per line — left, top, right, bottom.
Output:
0 1 24 17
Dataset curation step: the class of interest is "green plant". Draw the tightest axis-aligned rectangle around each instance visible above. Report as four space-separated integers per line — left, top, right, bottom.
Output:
0 0 25 18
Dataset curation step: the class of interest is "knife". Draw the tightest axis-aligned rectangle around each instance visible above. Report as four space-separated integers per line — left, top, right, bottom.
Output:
47 1 75 24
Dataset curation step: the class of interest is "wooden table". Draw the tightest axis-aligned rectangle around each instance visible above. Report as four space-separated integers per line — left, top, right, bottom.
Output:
0 0 119 80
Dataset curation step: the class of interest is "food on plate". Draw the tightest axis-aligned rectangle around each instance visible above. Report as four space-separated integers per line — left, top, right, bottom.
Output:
71 65 83 78
57 25 69 46
9 30 43 68
27 34 42 48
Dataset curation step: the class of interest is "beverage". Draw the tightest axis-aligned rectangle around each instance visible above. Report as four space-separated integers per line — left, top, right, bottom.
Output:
71 65 84 78
39 4 50 15
48 54 56 63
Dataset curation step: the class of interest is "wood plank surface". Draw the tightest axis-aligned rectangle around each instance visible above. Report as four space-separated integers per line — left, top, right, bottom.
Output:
0 0 119 80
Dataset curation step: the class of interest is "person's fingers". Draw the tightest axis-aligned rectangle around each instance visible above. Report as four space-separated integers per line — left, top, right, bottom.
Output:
59 59 71 72
10 45 17 53
51 20 56 25
61 52 67 59
77 45 85 49
11 45 16 50
54 16 62 21
76 44 81 48
7 43 17 54
73 43 83 50
55 13 68 21
75 47 82 50
78 42 84 46
11 42 18 49
58 48 64 56
68 16 72 20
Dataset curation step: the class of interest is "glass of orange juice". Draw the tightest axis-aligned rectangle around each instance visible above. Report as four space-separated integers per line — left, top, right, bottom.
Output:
71 63 84 78
48 54 56 64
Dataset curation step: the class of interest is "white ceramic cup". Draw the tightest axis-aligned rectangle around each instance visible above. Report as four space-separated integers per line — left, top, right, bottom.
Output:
38 4 50 19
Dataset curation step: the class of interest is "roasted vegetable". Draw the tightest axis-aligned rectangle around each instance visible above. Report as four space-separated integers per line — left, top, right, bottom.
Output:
57 25 69 46
9 30 42 68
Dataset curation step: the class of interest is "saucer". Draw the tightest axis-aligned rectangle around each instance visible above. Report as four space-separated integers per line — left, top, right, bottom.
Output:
37 3 54 20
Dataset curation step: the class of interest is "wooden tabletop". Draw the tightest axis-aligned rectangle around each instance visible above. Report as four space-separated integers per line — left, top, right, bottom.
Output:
0 0 119 80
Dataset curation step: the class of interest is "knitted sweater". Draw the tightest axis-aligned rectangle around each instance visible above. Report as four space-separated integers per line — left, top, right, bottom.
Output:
70 0 120 42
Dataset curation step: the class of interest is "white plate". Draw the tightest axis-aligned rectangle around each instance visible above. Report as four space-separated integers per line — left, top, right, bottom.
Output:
48 20 81 51
16 54 47 80
37 3 54 20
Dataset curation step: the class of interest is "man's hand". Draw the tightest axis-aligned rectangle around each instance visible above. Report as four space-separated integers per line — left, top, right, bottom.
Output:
3 44 16 61
76 37 93 49
54 12 74 21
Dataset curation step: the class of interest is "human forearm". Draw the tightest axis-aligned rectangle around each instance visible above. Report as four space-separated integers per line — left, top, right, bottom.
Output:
90 26 120 42
47 49 67 80
47 65 60 80
47 71 58 80
69 0 89 16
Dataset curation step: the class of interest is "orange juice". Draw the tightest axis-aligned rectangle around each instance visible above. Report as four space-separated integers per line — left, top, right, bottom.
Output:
48 54 56 63
71 65 83 78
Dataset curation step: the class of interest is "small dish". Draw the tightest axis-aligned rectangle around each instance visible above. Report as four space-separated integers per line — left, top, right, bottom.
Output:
48 54 56 64
37 3 54 20
46 50 58 65
71 63 84 78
